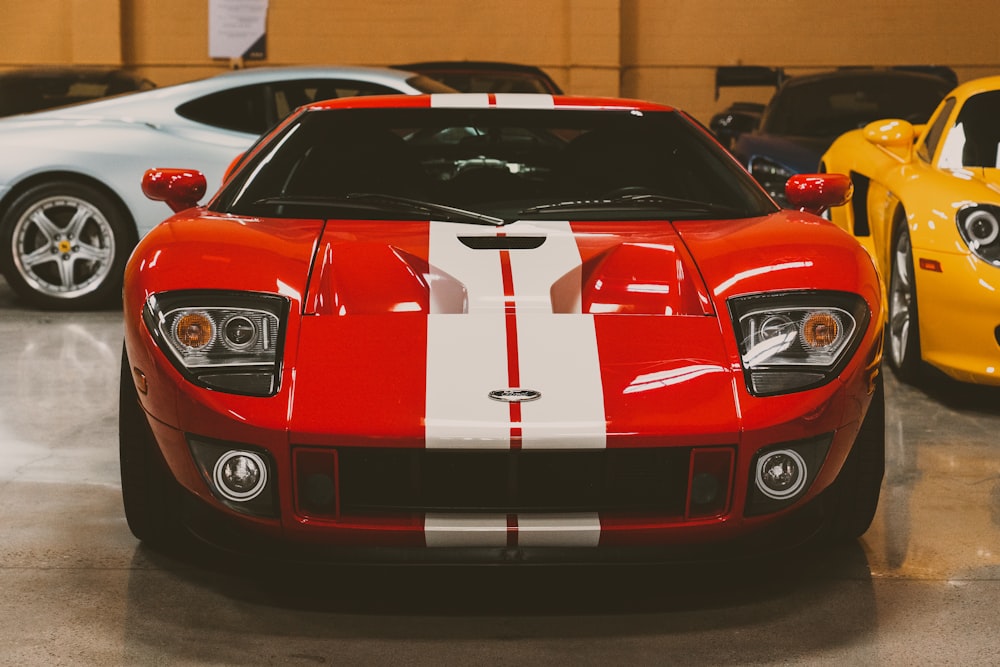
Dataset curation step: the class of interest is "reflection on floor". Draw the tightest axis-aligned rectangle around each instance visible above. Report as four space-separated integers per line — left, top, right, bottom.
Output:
0 278 998 665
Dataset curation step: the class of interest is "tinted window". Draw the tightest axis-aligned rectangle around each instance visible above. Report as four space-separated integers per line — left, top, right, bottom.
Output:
0 70 153 116
917 96 955 163
177 79 405 135
215 107 775 221
937 91 1000 168
763 74 951 138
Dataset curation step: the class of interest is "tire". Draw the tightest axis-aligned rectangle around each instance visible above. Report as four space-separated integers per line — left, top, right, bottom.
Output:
887 220 923 383
0 181 134 310
119 346 183 548
821 374 886 542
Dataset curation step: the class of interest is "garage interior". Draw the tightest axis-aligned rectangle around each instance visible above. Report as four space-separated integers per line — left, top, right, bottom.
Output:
2 1 1000 664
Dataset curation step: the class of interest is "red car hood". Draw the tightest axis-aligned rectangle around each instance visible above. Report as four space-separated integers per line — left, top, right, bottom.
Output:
289 219 741 449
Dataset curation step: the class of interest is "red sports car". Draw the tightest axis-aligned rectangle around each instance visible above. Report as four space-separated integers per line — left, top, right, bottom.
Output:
121 93 884 563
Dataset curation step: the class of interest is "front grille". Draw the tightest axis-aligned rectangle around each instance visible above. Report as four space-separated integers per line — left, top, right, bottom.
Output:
296 447 693 516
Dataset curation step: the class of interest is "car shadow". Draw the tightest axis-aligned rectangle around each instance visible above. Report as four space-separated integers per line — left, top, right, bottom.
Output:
120 537 879 664
909 365 1000 415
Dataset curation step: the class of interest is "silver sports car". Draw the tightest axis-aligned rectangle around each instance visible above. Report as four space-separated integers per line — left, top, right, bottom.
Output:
0 65 451 309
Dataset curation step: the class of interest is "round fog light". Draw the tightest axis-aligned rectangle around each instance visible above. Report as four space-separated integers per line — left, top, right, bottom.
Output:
755 449 807 500
213 450 268 502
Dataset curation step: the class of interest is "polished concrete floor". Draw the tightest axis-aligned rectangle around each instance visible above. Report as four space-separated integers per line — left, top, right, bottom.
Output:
1 276 999 666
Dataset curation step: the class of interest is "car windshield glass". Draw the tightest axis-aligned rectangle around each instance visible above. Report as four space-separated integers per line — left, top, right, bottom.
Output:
937 90 1000 169
762 74 951 138
214 106 776 221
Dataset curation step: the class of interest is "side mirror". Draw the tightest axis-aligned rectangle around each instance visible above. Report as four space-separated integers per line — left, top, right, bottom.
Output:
863 119 915 160
709 104 763 150
784 173 853 216
142 168 208 213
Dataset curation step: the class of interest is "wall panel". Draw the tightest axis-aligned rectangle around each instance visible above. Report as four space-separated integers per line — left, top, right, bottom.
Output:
1 0 998 123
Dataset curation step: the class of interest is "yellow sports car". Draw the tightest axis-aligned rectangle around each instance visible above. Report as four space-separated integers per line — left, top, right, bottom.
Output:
821 75 1000 386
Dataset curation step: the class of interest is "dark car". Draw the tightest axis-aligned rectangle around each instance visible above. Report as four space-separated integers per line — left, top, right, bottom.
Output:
0 66 155 117
393 60 563 94
715 68 954 206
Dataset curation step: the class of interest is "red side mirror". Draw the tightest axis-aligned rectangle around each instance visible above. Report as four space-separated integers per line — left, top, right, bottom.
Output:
142 168 208 213
784 173 853 216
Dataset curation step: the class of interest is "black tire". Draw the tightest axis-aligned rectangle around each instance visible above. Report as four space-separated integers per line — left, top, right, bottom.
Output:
119 346 183 547
0 181 134 310
887 220 923 383
821 374 886 542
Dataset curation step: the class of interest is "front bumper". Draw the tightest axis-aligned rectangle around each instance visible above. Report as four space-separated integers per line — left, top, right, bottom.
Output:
176 479 831 565
142 412 857 564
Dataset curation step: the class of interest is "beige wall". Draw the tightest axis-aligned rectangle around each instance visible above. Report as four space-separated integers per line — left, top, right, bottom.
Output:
2 0 999 123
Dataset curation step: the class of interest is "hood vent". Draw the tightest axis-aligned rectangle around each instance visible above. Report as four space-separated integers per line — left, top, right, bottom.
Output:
458 236 546 250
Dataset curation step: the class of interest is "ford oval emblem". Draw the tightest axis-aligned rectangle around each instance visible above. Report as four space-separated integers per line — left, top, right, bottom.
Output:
488 388 541 403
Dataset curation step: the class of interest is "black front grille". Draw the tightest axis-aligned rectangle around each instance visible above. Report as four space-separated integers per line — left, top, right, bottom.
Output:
332 447 691 514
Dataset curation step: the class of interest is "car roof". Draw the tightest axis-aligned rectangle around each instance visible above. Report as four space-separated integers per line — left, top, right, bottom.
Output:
0 66 148 81
304 93 674 112
4 65 432 120
391 60 563 94
395 60 551 75
776 67 955 91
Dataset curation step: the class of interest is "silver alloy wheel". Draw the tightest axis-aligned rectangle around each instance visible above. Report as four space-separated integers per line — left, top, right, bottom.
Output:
10 195 116 300
888 228 913 367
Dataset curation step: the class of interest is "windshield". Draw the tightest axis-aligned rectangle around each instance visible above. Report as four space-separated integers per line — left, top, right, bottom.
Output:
762 74 951 138
937 90 1000 169
214 106 776 222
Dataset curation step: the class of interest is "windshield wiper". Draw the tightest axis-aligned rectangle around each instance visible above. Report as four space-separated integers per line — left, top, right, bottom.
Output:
519 194 741 217
345 193 507 226
251 193 508 226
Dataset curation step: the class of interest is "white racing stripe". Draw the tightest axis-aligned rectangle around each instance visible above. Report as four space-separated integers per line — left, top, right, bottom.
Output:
424 220 606 450
516 314 606 449
423 513 601 548
507 221 606 449
494 94 555 109
425 223 509 448
429 93 555 109
425 313 511 448
430 93 491 108
424 514 508 547
423 219 608 547
518 513 601 547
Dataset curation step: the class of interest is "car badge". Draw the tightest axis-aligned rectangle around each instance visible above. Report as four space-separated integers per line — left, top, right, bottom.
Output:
488 388 541 403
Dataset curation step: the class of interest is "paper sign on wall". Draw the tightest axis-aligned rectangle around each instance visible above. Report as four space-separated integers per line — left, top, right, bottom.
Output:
209 0 269 60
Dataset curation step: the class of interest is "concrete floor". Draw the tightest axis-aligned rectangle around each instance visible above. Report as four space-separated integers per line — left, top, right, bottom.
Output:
1 276 999 666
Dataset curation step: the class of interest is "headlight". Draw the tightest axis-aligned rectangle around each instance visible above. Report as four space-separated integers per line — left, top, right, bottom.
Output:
143 290 289 396
748 156 796 207
728 291 870 396
957 205 1000 266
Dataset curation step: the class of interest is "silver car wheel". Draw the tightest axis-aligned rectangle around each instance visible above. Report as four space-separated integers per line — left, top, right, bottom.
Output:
889 230 914 368
11 194 116 300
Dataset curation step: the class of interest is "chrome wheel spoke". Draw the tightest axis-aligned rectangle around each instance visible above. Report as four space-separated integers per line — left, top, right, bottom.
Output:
889 305 908 336
21 244 58 269
74 240 112 264
56 255 77 289
64 206 93 240
26 208 62 243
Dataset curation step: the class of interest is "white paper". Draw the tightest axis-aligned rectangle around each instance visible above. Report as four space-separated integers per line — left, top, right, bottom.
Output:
209 0 269 60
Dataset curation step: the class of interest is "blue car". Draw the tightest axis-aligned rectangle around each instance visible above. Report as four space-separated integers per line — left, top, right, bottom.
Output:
715 67 954 206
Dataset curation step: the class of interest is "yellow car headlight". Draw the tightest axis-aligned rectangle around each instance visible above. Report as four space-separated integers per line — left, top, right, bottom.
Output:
957 205 1000 266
